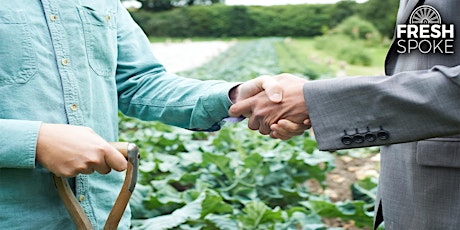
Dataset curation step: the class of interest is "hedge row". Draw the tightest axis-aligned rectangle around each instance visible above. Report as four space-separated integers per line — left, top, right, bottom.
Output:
130 4 338 37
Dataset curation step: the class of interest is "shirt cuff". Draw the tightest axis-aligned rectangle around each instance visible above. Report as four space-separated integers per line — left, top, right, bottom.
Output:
0 119 41 168
188 82 241 131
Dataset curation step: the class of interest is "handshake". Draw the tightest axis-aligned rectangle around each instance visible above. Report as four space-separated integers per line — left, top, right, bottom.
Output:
229 73 311 140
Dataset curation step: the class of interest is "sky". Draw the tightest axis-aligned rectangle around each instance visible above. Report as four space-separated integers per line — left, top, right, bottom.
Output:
226 0 368 6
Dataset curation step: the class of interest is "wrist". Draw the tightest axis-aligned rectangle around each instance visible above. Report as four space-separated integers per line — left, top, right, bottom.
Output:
228 84 241 104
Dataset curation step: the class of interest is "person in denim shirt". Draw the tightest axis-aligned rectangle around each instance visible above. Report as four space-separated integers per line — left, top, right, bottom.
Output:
0 1 308 229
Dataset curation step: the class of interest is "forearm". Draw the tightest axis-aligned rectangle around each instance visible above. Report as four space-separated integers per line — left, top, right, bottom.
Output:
118 73 238 131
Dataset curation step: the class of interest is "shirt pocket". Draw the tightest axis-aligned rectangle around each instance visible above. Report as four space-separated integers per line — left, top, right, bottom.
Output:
78 6 117 78
0 10 37 85
416 136 460 168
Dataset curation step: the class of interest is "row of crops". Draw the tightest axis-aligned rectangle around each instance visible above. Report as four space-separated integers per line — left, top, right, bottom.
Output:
120 38 379 229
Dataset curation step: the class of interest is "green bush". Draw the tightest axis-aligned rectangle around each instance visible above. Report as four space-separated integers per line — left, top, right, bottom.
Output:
130 4 337 37
314 35 373 67
330 16 381 45
337 43 373 66
313 15 381 67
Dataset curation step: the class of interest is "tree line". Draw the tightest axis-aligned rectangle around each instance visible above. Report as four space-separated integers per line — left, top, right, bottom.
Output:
130 0 399 38
137 0 224 11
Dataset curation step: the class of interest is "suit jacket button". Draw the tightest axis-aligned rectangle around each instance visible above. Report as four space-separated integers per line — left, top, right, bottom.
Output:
353 134 365 144
365 133 376 142
341 136 353 145
377 131 390 140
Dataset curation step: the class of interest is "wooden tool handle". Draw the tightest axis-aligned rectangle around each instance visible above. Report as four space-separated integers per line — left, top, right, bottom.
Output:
104 142 139 230
53 142 139 230
109 142 129 158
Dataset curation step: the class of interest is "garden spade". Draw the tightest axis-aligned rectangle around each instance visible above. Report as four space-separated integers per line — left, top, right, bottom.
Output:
53 142 139 230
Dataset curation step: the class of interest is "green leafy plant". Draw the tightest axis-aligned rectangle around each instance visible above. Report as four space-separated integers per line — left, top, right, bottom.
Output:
120 116 375 229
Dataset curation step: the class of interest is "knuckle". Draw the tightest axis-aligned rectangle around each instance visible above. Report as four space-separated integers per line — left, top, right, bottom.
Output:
96 142 111 155
253 111 264 120
74 163 88 173
277 73 289 80
84 126 95 133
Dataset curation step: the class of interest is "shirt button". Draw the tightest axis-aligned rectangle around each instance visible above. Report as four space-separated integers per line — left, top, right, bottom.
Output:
50 14 57 21
78 195 85 202
61 58 69 66
70 104 78 111
106 15 111 21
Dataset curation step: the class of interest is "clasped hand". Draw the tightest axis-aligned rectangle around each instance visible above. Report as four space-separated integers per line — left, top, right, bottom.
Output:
229 73 311 140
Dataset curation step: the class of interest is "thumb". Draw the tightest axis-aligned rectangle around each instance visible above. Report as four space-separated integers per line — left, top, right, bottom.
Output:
229 97 253 118
257 76 283 103
105 145 128 172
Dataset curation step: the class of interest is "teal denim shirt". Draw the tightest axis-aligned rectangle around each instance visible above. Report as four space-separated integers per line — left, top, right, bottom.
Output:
0 0 236 229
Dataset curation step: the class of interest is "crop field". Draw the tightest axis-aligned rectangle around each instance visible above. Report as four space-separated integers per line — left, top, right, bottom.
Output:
120 37 386 230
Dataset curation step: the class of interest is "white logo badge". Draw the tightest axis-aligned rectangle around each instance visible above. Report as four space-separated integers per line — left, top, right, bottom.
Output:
396 5 455 54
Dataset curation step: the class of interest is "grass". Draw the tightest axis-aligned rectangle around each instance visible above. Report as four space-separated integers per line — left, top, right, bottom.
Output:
276 37 388 78
275 38 334 79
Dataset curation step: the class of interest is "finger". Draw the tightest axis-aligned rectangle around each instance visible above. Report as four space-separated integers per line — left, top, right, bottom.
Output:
256 75 282 103
273 125 307 137
270 130 291 140
277 119 311 132
258 119 271 135
94 164 112 175
270 123 307 138
269 131 279 139
104 144 128 172
247 115 260 131
303 118 311 126
229 97 253 117
271 126 304 139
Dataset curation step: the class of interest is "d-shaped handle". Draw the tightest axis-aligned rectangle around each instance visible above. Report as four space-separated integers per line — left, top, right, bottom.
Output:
53 142 139 230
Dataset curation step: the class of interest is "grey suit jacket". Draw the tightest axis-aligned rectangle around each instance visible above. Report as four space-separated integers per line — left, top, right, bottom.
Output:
303 0 460 229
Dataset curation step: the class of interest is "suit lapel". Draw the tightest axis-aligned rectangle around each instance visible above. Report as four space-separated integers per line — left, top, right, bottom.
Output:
385 0 424 75
397 0 422 24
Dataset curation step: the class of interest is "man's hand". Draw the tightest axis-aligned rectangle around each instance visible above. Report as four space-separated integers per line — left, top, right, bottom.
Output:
229 75 283 104
36 123 127 177
229 73 310 136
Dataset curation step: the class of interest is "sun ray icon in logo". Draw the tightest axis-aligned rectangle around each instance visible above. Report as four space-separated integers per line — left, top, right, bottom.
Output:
409 5 441 24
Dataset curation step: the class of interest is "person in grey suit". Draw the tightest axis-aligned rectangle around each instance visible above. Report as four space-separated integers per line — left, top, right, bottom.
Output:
230 0 460 229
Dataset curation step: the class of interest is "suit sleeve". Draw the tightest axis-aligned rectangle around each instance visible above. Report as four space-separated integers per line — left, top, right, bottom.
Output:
304 65 460 151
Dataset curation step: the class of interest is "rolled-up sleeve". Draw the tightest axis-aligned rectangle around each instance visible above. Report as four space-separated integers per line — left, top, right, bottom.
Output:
115 4 237 131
